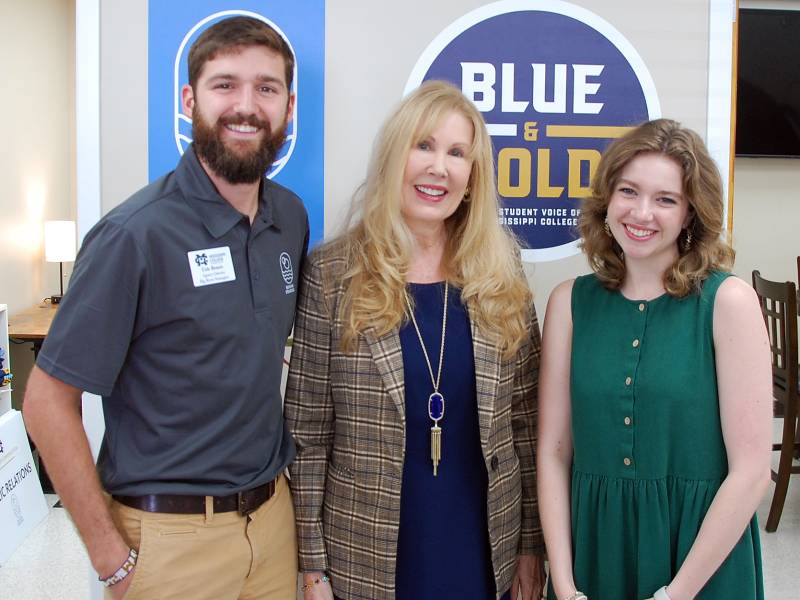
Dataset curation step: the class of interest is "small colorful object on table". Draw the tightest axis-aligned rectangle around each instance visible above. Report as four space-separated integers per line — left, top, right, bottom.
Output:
0 348 11 387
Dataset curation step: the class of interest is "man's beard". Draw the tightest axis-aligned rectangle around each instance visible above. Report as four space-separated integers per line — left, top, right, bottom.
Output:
192 107 288 185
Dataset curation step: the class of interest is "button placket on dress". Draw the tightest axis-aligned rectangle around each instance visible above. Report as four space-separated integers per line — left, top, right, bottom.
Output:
621 300 648 475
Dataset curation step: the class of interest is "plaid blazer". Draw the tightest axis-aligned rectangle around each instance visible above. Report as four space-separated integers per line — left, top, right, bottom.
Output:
285 244 544 600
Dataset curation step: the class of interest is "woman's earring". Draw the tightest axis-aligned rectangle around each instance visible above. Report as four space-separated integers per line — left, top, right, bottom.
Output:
603 219 612 237
683 228 693 252
463 186 471 201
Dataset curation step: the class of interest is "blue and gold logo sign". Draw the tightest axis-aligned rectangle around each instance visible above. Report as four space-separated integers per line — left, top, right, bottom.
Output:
406 0 660 261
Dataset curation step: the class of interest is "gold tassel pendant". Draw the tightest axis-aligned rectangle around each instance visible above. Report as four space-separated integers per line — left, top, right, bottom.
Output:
431 424 442 476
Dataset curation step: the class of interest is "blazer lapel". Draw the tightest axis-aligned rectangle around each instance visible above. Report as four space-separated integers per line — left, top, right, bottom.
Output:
363 327 406 424
468 306 502 452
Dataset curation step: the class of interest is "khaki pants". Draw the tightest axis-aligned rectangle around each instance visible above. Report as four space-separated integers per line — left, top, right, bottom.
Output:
107 474 298 600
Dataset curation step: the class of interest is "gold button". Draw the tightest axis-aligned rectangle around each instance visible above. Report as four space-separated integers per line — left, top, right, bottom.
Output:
624 416 632 426
625 376 632 386
623 457 632 466
632 339 640 348
638 303 645 312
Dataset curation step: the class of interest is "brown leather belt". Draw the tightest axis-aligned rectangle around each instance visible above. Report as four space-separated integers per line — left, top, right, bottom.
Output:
112 478 277 516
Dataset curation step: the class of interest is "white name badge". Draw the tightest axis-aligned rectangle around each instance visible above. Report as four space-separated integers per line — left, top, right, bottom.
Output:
187 246 236 287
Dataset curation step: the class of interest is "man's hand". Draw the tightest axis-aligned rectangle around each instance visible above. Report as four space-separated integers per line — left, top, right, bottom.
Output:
510 553 546 600
99 544 138 599
107 567 136 599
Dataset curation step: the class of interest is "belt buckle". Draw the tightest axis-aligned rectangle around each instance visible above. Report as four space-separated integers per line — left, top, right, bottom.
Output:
237 490 258 516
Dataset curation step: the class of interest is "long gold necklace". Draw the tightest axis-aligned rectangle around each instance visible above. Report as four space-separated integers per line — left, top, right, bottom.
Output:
405 281 448 476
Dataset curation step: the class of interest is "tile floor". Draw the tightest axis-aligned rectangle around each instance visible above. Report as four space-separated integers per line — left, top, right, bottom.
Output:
0 494 92 598
1 455 799 599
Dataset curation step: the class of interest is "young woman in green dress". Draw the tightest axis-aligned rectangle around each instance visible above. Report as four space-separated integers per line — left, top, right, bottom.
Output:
537 119 772 600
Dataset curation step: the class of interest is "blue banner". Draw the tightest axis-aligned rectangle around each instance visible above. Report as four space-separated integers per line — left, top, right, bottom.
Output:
148 1 325 247
407 0 659 262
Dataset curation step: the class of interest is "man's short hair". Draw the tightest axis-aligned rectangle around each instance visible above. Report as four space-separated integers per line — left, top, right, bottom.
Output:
188 16 295 90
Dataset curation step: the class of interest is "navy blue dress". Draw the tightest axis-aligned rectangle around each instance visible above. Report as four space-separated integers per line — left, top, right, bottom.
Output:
394 282 510 600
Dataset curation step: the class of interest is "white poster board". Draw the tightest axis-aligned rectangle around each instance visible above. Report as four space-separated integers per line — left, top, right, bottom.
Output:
0 410 49 565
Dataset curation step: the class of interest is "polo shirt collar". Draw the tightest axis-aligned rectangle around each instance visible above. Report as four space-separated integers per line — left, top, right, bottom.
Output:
176 145 279 239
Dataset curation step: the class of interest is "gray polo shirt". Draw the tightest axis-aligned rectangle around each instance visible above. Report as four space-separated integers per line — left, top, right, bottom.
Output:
38 146 309 495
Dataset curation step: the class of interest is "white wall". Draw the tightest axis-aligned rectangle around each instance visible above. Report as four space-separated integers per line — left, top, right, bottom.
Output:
0 0 75 314
100 0 148 214
0 0 75 407
731 158 800 284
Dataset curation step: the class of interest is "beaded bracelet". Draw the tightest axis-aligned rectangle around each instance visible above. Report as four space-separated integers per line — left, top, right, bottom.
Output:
301 574 330 592
98 547 138 588
565 592 588 600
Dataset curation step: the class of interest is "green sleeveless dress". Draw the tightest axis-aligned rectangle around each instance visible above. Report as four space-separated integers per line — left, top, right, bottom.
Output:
563 272 763 599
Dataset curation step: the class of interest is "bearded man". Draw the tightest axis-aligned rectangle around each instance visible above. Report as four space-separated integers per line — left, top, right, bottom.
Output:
24 17 307 600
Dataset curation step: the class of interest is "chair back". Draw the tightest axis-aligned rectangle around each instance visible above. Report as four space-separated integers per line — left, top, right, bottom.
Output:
752 270 799 411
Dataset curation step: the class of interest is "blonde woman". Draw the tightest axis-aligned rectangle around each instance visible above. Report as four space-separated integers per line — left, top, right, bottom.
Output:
537 119 771 600
286 81 545 600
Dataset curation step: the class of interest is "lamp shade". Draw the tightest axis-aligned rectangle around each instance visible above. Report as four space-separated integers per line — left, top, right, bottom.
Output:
44 220 77 263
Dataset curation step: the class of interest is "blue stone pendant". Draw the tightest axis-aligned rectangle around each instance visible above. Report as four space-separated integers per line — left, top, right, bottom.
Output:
428 392 445 421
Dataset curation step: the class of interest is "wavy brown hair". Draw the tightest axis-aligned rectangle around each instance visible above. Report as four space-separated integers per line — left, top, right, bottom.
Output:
332 81 532 359
580 118 734 296
188 16 295 89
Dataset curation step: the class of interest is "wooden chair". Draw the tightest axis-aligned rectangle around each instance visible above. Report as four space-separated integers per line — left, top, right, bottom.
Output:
752 270 800 532
794 256 800 460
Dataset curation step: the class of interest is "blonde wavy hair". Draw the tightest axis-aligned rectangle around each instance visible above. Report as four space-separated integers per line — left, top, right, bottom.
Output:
580 118 734 296
333 80 532 359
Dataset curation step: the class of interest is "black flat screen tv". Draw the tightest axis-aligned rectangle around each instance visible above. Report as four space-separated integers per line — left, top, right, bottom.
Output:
736 9 800 158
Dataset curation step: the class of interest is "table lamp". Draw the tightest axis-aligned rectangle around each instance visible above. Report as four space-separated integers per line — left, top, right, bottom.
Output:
44 220 77 304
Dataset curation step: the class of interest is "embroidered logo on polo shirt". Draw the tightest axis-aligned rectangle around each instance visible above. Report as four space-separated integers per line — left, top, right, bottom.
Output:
280 252 295 295
187 246 236 287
